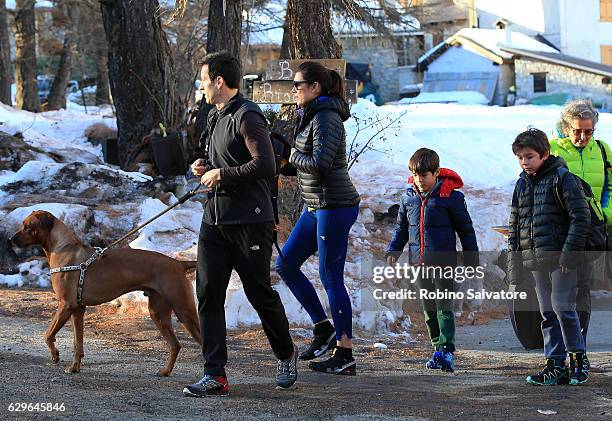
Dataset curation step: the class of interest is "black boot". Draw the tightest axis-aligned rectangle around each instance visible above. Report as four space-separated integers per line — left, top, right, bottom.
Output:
299 320 336 361
308 346 356 376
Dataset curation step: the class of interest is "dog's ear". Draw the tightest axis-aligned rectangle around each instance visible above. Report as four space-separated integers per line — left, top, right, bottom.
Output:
32 211 55 231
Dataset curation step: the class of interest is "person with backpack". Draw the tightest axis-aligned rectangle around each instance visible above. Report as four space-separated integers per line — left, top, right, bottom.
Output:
275 61 361 375
508 128 590 386
549 99 612 344
183 51 297 397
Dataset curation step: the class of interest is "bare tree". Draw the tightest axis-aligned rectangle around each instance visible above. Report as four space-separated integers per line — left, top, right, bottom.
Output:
47 0 79 110
0 0 11 104
14 0 39 112
100 0 181 169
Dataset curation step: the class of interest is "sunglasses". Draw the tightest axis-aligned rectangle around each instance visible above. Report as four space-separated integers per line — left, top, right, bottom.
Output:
292 80 312 89
570 127 595 137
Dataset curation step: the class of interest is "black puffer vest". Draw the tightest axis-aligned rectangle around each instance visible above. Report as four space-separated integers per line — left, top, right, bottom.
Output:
289 96 360 209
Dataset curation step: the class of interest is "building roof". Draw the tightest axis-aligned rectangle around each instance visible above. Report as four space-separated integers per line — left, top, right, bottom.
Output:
450 28 558 61
417 27 560 70
500 47 612 78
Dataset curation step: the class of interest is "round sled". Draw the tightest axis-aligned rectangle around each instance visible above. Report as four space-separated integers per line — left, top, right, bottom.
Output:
509 279 591 351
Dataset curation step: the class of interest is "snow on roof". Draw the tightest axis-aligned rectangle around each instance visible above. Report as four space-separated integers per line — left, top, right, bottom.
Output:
453 28 558 59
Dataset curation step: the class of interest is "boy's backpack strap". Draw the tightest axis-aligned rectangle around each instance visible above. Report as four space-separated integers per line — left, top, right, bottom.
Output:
552 167 569 211
512 177 525 207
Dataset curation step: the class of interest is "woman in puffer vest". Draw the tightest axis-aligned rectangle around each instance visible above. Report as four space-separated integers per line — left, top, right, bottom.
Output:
275 61 360 376
549 99 612 344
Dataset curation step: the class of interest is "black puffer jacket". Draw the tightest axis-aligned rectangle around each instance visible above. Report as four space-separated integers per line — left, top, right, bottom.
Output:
289 96 360 209
507 155 590 282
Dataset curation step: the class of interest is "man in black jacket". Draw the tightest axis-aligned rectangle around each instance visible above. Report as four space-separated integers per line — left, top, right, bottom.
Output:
183 51 297 397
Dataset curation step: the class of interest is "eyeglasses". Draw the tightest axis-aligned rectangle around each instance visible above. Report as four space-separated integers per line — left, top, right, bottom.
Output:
292 80 311 89
570 127 595 137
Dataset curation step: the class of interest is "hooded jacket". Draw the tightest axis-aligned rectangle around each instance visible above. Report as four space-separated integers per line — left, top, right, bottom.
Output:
549 137 612 224
507 155 590 282
386 168 479 267
289 96 360 209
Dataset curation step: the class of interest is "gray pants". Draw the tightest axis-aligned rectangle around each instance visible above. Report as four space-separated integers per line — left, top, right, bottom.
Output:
532 268 585 360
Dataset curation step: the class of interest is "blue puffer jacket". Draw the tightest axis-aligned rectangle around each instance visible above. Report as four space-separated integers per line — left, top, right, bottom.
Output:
386 168 479 267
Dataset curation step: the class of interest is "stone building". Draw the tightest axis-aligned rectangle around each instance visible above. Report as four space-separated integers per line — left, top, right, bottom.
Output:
333 1 431 103
416 28 558 105
501 47 612 109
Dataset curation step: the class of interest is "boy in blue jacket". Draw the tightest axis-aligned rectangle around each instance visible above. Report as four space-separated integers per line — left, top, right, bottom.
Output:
385 148 479 372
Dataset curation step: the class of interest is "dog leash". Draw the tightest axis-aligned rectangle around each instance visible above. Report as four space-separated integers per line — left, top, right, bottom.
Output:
48 184 208 305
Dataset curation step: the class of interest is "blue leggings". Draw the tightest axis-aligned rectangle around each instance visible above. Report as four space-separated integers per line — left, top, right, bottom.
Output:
275 206 359 340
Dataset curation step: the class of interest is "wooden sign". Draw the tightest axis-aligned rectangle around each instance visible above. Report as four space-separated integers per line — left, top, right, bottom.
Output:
266 59 346 81
252 79 358 105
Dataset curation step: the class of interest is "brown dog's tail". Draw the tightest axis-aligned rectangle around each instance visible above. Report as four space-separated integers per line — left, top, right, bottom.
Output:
178 260 197 272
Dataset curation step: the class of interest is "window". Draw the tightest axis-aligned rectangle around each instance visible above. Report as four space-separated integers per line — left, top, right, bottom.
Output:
602 0 612 21
602 45 612 65
532 73 547 93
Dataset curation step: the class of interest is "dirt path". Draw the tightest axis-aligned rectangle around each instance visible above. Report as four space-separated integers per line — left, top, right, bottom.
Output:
0 288 610 421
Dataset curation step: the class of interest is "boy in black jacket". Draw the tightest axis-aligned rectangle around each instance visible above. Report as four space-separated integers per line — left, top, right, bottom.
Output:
508 128 590 386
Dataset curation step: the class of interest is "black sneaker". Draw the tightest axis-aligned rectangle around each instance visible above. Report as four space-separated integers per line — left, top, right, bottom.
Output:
299 321 336 361
183 374 230 397
526 359 569 386
308 347 356 376
569 352 589 385
276 343 298 389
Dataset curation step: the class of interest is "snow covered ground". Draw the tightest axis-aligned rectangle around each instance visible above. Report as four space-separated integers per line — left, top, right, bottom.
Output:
2 99 611 335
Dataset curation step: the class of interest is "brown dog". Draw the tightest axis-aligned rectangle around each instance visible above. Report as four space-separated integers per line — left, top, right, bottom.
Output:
10 210 202 376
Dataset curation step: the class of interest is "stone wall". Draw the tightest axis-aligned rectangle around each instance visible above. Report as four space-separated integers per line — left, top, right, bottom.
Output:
339 37 405 103
515 59 612 108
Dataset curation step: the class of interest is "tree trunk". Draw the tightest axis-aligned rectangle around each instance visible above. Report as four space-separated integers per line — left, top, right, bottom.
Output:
275 0 342 225
279 18 291 60
206 0 243 57
0 0 11 105
100 0 180 170
286 0 341 59
14 0 39 112
47 1 79 110
192 0 244 152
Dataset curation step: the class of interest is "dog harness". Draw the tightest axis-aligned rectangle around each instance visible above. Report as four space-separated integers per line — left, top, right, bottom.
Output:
49 247 107 305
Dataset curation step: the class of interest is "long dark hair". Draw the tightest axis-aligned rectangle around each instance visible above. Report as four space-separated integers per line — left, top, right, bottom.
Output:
298 61 345 100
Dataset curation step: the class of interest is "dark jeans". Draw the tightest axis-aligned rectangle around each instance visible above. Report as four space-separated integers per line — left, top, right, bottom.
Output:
196 222 294 376
416 272 456 352
576 261 593 344
532 268 585 360
275 206 359 340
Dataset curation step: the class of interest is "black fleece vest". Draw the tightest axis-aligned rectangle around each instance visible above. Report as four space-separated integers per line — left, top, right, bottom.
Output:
203 95 274 225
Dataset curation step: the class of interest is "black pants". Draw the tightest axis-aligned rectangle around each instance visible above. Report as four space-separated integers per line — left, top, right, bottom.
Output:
196 221 294 376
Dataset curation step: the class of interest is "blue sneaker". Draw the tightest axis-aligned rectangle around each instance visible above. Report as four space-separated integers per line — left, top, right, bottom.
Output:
439 351 454 373
425 351 442 369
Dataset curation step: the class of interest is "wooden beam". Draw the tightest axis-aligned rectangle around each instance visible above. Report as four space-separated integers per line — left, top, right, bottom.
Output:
266 59 346 80
252 79 358 104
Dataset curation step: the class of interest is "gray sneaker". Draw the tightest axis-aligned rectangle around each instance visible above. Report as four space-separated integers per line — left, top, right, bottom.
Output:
276 344 298 389
182 374 229 397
